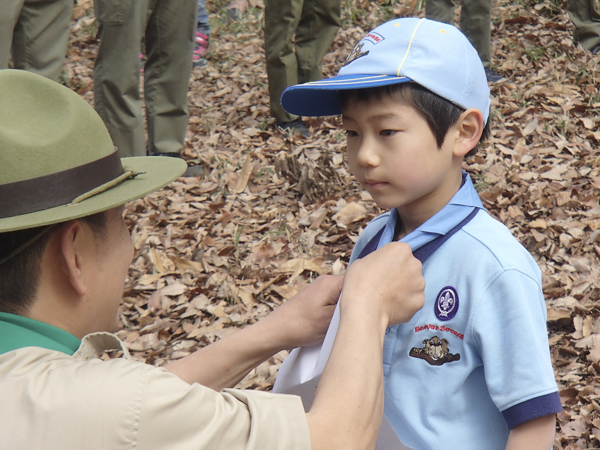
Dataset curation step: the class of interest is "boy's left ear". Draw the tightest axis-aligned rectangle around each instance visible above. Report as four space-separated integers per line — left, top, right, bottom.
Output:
451 108 484 157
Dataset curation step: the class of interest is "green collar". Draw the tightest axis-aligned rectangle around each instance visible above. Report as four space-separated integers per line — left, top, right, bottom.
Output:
0 312 81 356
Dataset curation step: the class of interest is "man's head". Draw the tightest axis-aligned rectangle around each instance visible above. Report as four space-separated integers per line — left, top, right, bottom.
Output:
0 70 186 334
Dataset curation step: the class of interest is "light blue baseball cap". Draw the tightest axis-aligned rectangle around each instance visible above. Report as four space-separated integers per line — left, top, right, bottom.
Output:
281 17 491 124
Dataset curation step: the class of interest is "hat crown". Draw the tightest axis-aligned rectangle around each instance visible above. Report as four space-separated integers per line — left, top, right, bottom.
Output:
280 18 490 122
0 70 115 185
338 18 490 122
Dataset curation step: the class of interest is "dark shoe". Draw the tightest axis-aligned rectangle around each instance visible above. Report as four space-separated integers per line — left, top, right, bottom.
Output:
226 0 247 20
193 56 208 69
591 45 600 55
485 68 506 83
277 118 310 137
152 152 204 177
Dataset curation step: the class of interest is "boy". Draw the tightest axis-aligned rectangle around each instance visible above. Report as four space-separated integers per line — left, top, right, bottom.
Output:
274 18 562 449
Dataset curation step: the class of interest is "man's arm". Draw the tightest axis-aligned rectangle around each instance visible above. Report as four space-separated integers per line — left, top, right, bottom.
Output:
505 414 556 450
164 275 342 390
307 242 425 450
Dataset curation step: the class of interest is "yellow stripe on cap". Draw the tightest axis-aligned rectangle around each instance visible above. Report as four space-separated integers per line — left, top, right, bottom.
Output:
397 18 425 77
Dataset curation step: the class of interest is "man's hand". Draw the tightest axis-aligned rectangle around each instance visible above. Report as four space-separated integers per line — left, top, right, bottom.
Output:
263 275 342 350
341 241 425 328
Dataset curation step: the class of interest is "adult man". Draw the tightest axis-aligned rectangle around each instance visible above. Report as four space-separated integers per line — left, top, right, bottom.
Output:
568 0 600 54
0 69 425 449
0 0 73 80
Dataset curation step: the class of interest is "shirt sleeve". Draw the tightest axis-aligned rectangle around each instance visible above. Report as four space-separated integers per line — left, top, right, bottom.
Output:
469 269 562 428
136 366 311 450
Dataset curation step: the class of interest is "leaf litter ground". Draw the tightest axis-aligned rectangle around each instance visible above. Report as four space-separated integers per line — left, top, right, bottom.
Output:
66 1 600 447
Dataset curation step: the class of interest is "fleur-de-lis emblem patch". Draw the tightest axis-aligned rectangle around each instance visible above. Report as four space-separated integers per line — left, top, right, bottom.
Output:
435 286 459 321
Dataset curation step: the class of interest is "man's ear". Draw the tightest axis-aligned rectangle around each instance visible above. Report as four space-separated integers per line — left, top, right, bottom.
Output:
58 221 89 296
451 108 484 158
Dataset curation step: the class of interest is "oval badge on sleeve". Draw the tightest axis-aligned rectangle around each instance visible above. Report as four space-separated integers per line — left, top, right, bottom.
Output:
435 286 459 321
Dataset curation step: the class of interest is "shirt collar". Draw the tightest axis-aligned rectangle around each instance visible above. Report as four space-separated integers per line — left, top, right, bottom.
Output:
380 172 483 251
0 312 81 356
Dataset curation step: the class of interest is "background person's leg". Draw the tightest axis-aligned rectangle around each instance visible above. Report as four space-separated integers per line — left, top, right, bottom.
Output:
425 0 455 26
294 0 341 84
12 0 73 80
0 0 25 71
568 0 600 52
94 0 148 157
264 0 304 124
144 0 197 155
459 0 492 68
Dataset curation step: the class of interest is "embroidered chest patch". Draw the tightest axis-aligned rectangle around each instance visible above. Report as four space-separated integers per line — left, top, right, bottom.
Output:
435 286 459 321
409 336 461 366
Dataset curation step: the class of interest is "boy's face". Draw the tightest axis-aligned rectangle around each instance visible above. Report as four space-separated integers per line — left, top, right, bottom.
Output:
342 95 463 227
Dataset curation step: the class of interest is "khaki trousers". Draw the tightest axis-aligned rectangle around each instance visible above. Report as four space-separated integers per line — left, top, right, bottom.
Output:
425 0 492 68
0 0 73 80
264 0 341 123
568 0 600 51
93 0 197 157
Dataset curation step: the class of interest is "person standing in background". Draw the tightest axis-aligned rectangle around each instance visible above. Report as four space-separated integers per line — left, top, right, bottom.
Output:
425 0 505 82
194 0 210 68
264 0 341 137
0 0 73 80
568 0 600 54
93 0 198 162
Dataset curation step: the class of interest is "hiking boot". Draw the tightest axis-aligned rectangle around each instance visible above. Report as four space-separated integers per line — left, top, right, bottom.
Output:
485 68 506 83
277 118 310 137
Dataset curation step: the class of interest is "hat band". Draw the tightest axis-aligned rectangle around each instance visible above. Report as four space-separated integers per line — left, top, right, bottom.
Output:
0 150 124 219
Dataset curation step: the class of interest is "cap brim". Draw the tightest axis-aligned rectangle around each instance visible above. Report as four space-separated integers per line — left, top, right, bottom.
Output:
0 156 187 232
281 74 412 117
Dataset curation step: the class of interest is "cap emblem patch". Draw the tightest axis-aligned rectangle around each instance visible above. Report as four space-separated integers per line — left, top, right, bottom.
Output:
363 32 385 45
342 43 369 67
435 286 459 321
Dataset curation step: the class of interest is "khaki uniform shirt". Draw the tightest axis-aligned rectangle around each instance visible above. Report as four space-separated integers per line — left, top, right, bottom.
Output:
0 316 311 450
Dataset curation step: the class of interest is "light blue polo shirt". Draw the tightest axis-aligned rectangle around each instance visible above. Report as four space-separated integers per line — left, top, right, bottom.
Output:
349 173 561 450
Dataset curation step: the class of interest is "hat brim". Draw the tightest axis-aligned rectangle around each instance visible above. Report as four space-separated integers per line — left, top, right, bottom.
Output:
281 74 412 117
0 156 187 232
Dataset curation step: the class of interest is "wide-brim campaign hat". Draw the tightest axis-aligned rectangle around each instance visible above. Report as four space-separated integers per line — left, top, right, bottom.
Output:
281 17 491 124
0 70 187 233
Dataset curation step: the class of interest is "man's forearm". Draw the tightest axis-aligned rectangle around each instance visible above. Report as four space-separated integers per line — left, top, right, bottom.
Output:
306 297 387 450
164 316 286 391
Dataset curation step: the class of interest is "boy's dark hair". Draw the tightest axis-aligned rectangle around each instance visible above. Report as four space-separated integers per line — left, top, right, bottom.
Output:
338 82 491 157
0 212 108 315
